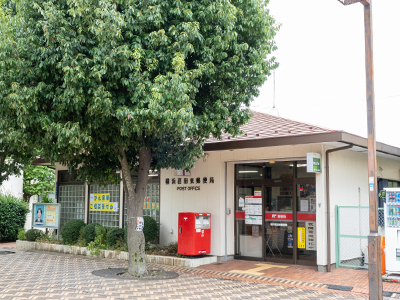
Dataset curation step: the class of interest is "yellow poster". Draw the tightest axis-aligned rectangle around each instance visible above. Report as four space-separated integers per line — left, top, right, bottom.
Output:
90 193 117 211
298 227 305 249
152 203 155 209
46 205 57 226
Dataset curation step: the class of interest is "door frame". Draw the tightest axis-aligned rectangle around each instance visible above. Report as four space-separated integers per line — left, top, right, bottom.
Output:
234 162 316 265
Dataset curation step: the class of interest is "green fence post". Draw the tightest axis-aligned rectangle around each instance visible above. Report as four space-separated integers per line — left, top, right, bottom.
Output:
335 205 340 269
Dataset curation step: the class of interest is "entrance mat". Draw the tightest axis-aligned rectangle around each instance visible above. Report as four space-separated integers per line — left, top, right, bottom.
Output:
327 284 353 291
382 291 393 297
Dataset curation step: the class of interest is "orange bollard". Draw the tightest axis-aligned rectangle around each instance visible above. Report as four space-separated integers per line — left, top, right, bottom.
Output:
366 236 386 276
381 236 386 276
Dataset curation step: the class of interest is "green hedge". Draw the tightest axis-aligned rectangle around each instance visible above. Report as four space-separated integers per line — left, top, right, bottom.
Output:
143 216 158 244
60 219 86 245
25 229 43 241
82 223 102 245
0 193 29 242
107 228 125 247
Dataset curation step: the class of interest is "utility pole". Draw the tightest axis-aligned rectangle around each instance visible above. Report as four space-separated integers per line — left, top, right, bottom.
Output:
335 0 382 299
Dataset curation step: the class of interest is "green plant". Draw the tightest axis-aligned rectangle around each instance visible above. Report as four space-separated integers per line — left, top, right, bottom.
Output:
17 229 26 240
25 229 44 241
40 195 54 203
60 219 86 245
0 192 29 242
107 228 125 248
23 164 55 202
82 223 101 245
143 216 159 246
86 225 107 255
113 237 128 252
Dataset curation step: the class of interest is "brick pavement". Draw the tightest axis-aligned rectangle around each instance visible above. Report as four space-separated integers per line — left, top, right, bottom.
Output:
0 246 369 300
195 259 400 297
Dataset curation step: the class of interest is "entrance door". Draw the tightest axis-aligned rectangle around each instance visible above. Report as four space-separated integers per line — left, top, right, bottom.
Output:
235 185 263 259
265 186 294 262
296 183 317 264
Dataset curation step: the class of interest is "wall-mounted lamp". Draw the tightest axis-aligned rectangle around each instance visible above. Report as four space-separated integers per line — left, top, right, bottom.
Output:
269 160 276 164
203 153 209 162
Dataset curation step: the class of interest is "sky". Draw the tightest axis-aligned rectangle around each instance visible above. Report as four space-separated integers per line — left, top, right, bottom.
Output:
251 0 400 148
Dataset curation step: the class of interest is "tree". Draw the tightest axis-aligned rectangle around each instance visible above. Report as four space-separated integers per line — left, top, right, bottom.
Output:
0 0 36 186
0 0 279 276
23 164 55 202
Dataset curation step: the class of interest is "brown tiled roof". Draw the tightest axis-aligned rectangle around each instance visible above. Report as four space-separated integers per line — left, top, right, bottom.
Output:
205 110 340 143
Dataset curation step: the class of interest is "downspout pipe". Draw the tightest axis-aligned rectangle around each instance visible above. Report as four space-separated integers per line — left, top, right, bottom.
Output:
326 143 353 272
224 162 228 261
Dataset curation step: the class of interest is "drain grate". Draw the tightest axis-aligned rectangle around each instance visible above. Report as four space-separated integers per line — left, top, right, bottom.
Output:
0 251 15 255
383 291 393 297
327 284 353 291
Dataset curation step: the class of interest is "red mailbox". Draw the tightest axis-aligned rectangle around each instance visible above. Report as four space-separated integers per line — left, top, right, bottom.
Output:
178 212 211 255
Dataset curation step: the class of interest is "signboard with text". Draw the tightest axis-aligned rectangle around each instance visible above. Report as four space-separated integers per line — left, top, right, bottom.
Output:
32 203 60 230
306 153 321 173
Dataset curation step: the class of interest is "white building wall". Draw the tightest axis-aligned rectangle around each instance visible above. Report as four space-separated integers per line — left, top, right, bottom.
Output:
160 143 327 261
328 149 400 265
0 174 23 199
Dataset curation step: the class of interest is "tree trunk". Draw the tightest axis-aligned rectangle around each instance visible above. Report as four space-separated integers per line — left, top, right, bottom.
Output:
118 147 151 276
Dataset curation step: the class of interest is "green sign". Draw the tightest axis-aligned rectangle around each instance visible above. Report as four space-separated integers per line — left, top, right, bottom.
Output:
307 153 321 173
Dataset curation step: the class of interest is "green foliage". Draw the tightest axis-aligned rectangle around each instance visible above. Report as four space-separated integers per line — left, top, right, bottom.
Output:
0 0 279 184
86 225 107 255
143 216 158 245
17 229 26 240
23 165 55 202
82 222 101 245
40 195 54 203
25 229 44 241
36 229 59 244
107 228 125 247
0 193 29 242
60 219 86 245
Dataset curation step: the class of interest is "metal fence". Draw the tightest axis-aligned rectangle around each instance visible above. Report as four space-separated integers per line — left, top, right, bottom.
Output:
335 206 385 269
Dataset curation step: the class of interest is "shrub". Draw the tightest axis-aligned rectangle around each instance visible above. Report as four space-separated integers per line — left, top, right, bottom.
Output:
86 225 107 255
25 229 44 241
60 219 86 245
17 229 26 240
0 193 29 242
143 216 158 245
82 223 101 245
107 228 125 247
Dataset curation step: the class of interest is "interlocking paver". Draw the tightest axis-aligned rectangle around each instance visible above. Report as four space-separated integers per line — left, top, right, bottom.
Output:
0 245 387 299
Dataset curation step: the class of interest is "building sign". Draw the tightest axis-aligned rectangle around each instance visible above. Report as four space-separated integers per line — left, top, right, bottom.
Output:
165 176 215 191
244 196 262 225
298 227 306 249
32 203 60 230
265 212 293 221
306 221 316 251
306 153 321 173
89 193 119 212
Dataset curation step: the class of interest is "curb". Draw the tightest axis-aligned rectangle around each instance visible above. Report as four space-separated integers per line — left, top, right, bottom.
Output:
15 240 217 267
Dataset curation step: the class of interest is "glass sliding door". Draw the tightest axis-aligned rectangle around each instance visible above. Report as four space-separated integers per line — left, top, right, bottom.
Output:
235 185 263 259
265 186 294 261
296 183 317 264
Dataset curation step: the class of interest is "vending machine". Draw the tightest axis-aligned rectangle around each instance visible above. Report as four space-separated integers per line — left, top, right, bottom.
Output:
178 212 211 256
384 188 400 275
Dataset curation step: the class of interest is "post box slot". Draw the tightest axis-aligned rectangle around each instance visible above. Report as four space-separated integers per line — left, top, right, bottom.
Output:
202 216 210 229
195 216 202 229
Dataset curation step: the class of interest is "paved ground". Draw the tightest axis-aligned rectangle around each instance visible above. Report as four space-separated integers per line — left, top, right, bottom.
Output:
0 243 396 300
